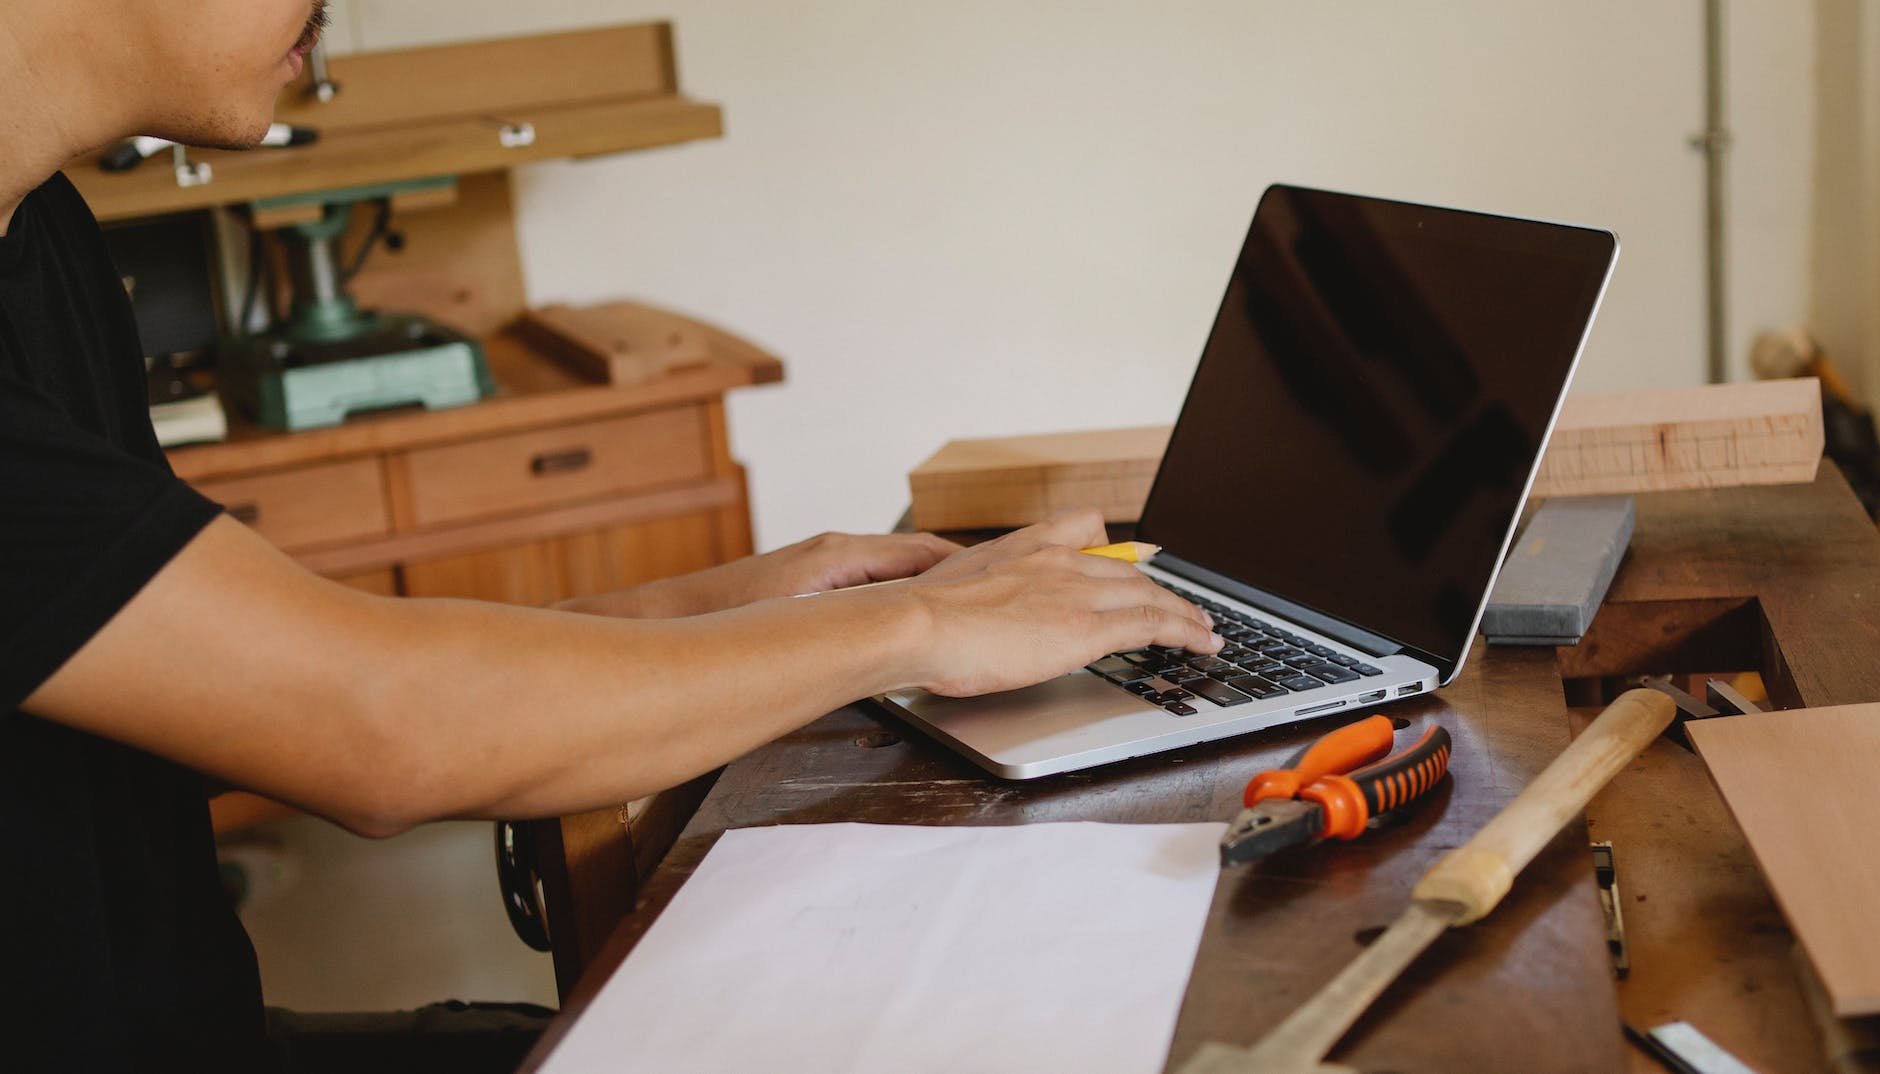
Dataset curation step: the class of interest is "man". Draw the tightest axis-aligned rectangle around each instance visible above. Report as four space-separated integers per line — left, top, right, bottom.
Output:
0 1 1220 1069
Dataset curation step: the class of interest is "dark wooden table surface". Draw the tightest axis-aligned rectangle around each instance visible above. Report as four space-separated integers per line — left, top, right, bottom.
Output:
523 462 1880 1074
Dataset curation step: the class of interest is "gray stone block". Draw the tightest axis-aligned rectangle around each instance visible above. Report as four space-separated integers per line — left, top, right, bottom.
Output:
1482 496 1635 644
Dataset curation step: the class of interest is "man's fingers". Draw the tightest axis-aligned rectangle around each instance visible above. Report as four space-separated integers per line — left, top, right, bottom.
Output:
871 533 963 578
1029 507 1110 550
1092 603 1222 656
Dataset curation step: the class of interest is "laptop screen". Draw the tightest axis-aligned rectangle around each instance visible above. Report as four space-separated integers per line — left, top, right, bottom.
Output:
1137 185 1617 671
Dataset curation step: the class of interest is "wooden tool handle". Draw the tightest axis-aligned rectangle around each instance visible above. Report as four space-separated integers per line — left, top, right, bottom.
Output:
1411 688 1675 924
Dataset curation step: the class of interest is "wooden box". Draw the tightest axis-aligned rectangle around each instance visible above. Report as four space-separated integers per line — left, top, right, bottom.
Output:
908 425 1171 531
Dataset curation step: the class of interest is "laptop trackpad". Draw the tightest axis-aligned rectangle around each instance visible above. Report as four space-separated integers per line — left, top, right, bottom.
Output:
881 672 1179 774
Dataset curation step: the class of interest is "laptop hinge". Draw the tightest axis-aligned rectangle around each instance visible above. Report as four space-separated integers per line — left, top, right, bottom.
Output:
1146 554 1404 658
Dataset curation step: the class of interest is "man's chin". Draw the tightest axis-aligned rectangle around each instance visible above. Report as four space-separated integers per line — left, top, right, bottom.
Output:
149 109 278 153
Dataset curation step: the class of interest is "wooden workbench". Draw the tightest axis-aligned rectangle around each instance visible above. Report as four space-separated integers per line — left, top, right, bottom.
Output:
524 462 1880 1073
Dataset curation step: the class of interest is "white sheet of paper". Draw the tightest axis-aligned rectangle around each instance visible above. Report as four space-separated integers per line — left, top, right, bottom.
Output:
540 820 1226 1074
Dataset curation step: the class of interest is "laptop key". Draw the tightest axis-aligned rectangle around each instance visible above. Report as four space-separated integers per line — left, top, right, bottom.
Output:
1088 656 1149 682
1165 702 1198 716
1223 674 1288 699
1354 663 1385 677
1284 654 1321 668
1303 663 1360 684
1275 674 1325 692
1163 668 1207 685
1266 647 1307 662
1187 656 1231 672
1207 668 1247 682
1120 649 1163 666
1124 681 1158 695
1330 654 1360 668
1187 679 1253 707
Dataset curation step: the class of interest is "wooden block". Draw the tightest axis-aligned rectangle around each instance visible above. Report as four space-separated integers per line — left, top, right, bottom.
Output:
515 303 714 386
1532 378 1824 497
1688 702 1880 1017
907 426 1171 531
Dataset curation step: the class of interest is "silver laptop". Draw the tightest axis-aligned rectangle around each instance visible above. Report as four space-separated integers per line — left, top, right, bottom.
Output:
876 184 1619 778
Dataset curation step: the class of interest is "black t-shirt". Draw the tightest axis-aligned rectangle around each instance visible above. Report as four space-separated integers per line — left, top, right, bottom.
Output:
0 174 264 1070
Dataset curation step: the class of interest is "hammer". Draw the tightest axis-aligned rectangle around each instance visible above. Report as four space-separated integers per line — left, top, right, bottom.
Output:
1177 687 1676 1074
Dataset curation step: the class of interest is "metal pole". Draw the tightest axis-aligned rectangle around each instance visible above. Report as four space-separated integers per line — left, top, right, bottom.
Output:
1692 0 1730 384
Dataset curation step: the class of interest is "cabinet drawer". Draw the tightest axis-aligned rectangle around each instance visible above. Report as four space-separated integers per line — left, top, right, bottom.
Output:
195 458 391 552
395 406 711 528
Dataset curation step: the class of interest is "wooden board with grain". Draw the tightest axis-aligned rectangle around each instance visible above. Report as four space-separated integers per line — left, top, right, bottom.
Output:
514 303 716 386
1688 703 1880 1018
907 425 1171 531
1531 378 1823 498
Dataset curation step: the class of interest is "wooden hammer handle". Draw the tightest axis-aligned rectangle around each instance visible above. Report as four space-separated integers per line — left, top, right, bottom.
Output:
1411 688 1675 924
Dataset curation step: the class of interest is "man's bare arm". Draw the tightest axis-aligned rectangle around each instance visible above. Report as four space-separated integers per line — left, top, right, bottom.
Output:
557 530 963 618
24 513 1217 837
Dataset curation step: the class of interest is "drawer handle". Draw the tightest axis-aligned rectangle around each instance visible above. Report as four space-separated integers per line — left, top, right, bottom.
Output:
228 502 262 526
530 447 593 476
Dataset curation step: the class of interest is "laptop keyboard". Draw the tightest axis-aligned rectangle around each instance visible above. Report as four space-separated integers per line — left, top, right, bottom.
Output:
1084 582 1383 717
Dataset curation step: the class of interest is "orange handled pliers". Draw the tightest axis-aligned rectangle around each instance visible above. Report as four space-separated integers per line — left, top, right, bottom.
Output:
1220 714 1452 867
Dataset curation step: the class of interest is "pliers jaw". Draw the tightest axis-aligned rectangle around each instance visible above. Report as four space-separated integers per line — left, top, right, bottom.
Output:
1220 799 1322 867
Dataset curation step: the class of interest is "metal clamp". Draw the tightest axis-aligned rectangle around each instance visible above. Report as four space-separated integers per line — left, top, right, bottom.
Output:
171 144 212 188
305 39 341 103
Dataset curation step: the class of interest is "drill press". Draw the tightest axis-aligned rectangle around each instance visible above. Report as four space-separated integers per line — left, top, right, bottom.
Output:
221 179 493 431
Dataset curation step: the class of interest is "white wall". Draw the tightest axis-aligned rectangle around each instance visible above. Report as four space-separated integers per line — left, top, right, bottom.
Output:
330 1 1817 548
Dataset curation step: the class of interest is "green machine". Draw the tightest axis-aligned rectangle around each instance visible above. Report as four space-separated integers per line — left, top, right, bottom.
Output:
221 177 493 431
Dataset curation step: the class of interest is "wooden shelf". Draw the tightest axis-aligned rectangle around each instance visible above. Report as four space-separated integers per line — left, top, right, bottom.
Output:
65 21 721 223
70 95 721 224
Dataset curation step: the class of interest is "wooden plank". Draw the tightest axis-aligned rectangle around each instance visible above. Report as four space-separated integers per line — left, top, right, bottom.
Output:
515 304 716 386
899 379 1824 532
271 24 680 134
1688 703 1880 1017
1532 379 1824 498
908 425 1172 530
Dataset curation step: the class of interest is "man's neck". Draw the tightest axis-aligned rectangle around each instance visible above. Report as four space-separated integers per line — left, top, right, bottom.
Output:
0 15 133 237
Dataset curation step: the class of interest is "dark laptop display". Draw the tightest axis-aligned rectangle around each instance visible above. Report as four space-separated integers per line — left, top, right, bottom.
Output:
1138 185 1618 679
878 184 1617 778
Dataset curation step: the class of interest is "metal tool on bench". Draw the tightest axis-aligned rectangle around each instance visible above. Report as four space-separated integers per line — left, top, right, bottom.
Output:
1637 674 1767 750
218 178 493 431
1221 715 1451 867
1178 687 1677 1074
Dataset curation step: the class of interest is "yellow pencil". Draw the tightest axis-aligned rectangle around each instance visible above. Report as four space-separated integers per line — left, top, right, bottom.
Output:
1080 540 1161 563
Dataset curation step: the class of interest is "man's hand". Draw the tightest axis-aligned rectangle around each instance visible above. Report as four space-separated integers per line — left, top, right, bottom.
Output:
859 508 1222 696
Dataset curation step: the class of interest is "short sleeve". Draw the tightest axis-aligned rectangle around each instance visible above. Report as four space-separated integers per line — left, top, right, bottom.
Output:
0 376 221 709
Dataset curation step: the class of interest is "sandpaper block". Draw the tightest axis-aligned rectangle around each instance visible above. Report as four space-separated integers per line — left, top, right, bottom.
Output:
1482 496 1635 645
